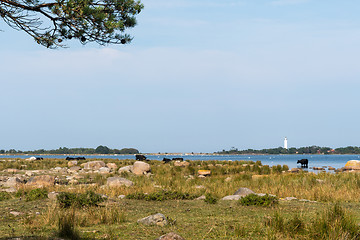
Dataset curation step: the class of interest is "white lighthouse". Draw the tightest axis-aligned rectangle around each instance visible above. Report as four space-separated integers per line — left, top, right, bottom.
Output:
284 137 288 149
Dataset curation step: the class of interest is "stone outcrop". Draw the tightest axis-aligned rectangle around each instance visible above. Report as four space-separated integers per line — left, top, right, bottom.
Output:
156 232 185 240
3 177 23 188
233 187 255 196
26 175 55 187
106 163 118 170
174 161 190 167
137 213 168 226
132 161 151 175
82 161 105 170
67 161 78 167
198 170 211 176
221 195 243 201
106 177 134 187
118 165 133 174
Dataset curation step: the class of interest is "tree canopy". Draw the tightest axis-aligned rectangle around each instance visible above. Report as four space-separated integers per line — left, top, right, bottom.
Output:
0 0 143 48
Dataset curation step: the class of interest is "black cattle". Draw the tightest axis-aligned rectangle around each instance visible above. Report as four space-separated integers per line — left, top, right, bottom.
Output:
135 154 147 161
66 156 86 161
35 157 43 160
172 157 183 161
297 159 308 168
163 158 172 163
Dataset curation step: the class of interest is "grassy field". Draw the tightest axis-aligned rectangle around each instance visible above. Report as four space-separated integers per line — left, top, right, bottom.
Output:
1 158 360 239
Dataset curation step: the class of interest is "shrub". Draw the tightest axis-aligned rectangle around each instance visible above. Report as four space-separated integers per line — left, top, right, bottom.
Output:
0 192 11 201
239 194 278 207
204 193 218 204
126 190 199 201
57 191 105 208
25 188 48 201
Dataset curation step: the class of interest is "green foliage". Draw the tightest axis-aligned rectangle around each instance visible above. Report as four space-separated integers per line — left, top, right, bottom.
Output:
25 188 48 201
0 192 11 201
2 0 143 48
126 190 199 201
239 194 278 207
204 193 218 204
57 191 105 208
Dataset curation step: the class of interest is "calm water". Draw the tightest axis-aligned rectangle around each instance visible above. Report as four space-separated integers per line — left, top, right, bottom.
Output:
1 154 359 170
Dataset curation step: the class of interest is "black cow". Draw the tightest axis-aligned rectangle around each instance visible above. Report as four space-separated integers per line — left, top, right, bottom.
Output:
297 159 308 168
66 156 86 161
172 157 183 161
35 157 43 160
163 158 172 163
135 154 147 161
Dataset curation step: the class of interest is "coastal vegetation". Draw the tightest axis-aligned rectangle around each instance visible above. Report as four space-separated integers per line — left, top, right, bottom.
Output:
0 146 139 155
218 145 360 155
1 157 360 239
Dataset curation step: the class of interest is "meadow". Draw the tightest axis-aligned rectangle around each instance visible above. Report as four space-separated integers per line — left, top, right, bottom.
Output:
1 158 360 239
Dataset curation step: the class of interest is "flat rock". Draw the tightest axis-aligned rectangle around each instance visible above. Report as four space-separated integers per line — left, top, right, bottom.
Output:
118 165 133 174
174 161 190 167
106 163 118 170
233 187 255 196
67 161 78 167
106 177 134 187
137 213 168 226
4 177 23 188
282 197 297 201
221 195 243 200
99 167 111 174
195 195 206 200
156 232 185 240
26 175 55 187
82 161 106 170
132 161 151 175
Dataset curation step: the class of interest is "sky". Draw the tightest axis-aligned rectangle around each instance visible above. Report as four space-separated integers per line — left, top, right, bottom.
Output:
1 0 360 153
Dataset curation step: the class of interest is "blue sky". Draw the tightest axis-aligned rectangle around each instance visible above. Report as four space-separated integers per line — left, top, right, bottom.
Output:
1 0 360 153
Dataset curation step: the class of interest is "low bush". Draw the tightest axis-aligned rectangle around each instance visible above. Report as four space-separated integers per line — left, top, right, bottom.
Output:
0 192 11 201
239 194 278 207
204 193 218 204
126 190 199 201
57 191 105 208
25 188 48 201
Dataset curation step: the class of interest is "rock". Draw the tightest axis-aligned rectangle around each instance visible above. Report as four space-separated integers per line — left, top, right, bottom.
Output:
195 195 206 200
137 213 168 226
174 161 190 167
106 177 134 187
225 177 232 182
156 232 185 240
26 175 55 187
25 171 34 177
282 197 297 201
221 195 243 200
344 160 360 170
4 169 19 173
118 165 133 174
10 211 23 216
118 195 126 199
313 167 325 171
233 187 255 196
4 177 23 188
82 161 106 170
328 167 336 171
195 185 205 189
68 166 81 173
290 168 301 173
316 179 325 183
132 161 151 175
99 167 111 174
198 170 211 176
48 191 60 200
2 187 16 193
106 163 118 170
67 160 78 167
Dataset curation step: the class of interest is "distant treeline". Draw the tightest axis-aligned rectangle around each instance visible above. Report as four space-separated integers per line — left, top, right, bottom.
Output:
0 146 140 155
217 146 360 155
